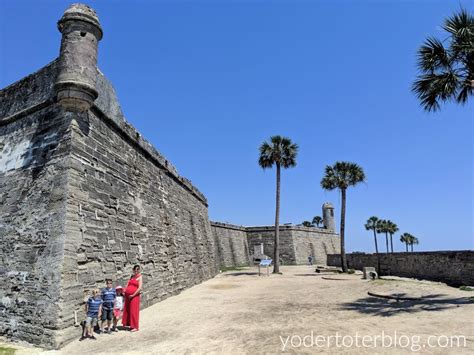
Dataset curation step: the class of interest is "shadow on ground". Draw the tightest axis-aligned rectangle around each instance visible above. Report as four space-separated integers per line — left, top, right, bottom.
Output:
340 294 474 317
223 272 259 277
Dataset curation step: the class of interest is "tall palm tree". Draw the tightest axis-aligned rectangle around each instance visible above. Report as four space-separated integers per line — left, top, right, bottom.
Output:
400 233 412 252
386 220 399 253
258 136 298 273
312 216 323 227
412 9 473 112
321 161 366 272
365 216 381 276
410 236 419 252
377 219 390 254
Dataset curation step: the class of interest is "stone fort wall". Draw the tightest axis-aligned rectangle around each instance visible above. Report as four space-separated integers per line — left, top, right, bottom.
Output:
327 251 474 287
0 9 219 347
210 223 340 266
0 63 220 348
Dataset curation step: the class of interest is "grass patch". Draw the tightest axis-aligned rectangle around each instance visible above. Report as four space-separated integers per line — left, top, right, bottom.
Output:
459 286 474 291
0 346 16 355
347 269 355 274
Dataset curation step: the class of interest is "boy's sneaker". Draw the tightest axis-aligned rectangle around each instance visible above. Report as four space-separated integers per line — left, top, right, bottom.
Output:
90 335 97 340
79 336 86 341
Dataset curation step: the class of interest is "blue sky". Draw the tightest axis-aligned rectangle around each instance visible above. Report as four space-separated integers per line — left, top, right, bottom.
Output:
1 0 472 252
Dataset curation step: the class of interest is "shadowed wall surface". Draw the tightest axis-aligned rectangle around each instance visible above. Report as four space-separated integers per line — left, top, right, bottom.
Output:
211 223 340 266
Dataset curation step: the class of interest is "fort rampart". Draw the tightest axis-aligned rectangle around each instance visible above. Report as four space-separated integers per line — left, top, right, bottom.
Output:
327 251 474 286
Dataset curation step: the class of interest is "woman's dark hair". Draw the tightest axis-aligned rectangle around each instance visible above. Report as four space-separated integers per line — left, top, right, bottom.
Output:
133 265 140 271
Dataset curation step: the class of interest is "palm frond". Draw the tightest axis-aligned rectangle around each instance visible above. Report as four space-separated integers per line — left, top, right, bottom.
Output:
413 8 474 111
412 71 460 111
443 8 473 39
417 37 450 72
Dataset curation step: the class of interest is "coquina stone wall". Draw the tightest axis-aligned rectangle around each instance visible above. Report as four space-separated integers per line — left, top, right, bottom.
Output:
210 223 340 266
210 222 250 268
0 4 219 348
327 251 474 286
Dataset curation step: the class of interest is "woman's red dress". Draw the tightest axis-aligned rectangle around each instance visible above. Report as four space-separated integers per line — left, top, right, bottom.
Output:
122 274 141 330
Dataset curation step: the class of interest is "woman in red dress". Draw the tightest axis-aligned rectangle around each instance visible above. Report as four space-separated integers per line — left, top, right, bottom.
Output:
122 265 143 331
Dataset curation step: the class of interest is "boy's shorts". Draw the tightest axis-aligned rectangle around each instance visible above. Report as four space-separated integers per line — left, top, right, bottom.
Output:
85 316 98 327
101 308 114 321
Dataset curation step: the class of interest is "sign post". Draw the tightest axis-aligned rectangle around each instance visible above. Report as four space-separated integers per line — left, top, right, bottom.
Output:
259 259 272 276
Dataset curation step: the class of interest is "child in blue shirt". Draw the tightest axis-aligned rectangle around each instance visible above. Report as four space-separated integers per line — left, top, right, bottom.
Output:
100 279 116 334
81 289 102 340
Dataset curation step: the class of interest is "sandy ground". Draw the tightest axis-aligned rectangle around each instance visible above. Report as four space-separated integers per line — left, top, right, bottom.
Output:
2 265 473 354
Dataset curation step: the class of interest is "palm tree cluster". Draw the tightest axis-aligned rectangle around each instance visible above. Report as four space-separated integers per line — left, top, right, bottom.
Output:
365 216 420 255
312 216 323 227
300 216 323 228
412 9 473 112
400 233 419 252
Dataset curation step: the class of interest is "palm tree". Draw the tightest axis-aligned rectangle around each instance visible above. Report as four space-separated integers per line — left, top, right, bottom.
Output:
410 236 419 252
377 219 390 254
321 161 366 272
312 216 323 227
302 221 312 227
412 9 473 112
400 233 412 252
386 220 399 253
258 136 298 273
365 216 381 276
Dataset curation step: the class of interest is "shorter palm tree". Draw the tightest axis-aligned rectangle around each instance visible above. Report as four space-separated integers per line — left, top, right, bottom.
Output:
365 216 381 276
387 220 399 253
312 216 323 227
410 236 419 252
302 221 312 227
321 161 366 272
377 219 390 254
400 233 412 252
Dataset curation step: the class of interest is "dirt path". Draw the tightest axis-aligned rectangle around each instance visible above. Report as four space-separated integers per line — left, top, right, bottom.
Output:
3 265 474 354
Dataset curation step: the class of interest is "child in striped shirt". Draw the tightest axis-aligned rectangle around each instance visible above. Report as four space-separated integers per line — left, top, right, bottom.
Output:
80 289 102 341
100 279 116 334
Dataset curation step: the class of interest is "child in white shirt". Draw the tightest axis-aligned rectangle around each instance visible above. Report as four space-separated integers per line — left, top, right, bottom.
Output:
112 286 124 332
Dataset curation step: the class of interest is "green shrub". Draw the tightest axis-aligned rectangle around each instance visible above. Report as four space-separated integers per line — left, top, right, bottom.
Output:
0 346 16 355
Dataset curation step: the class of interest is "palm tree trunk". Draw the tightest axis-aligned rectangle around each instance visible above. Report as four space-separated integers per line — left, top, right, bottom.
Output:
390 234 394 253
373 229 380 277
410 243 413 252
385 232 389 253
273 163 281 273
340 188 348 272
406 242 408 252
